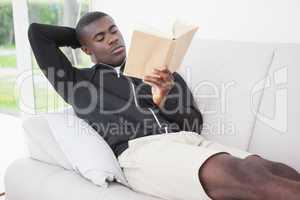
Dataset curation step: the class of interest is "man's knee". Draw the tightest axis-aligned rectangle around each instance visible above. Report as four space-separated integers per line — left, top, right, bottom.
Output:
199 154 273 200
238 155 273 184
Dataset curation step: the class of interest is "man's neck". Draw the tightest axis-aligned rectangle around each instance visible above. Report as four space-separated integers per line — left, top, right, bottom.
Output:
96 58 126 76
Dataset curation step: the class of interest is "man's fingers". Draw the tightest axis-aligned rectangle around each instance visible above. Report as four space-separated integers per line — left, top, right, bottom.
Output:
158 66 168 72
143 79 162 89
153 68 174 85
153 69 169 81
153 67 170 74
143 80 156 88
144 76 163 87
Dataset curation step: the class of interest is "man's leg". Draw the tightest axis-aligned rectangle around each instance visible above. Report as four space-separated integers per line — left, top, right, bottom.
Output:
199 154 300 200
255 156 300 182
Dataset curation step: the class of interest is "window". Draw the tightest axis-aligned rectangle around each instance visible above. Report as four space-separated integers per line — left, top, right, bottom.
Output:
1 0 92 115
0 0 18 114
27 0 92 113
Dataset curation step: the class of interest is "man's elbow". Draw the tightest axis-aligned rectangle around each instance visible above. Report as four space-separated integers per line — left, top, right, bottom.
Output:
27 23 40 42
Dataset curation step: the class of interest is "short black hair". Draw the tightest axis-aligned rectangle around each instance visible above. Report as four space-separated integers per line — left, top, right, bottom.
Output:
75 11 108 43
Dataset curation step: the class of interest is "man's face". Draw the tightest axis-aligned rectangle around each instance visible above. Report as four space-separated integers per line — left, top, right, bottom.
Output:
80 16 126 66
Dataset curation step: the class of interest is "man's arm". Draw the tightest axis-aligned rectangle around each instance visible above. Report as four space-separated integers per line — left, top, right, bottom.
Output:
27 23 82 103
144 69 203 134
159 72 203 134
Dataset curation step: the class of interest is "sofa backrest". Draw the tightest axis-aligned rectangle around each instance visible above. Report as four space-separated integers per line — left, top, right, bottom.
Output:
180 39 275 150
249 44 300 170
181 39 300 170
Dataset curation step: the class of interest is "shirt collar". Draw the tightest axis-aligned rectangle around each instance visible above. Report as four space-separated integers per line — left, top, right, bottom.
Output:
114 57 126 76
95 58 126 77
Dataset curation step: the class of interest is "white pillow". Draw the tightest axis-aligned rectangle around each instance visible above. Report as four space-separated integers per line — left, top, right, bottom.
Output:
23 116 72 169
23 108 129 188
46 108 129 187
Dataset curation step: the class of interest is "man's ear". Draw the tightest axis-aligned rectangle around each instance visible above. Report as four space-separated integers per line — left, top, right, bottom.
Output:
81 45 92 56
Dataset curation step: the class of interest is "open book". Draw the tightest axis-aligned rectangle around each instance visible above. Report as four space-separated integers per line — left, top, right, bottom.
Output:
123 21 199 79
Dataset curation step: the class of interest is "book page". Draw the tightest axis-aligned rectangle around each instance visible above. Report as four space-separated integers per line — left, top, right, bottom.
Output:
173 20 198 39
168 24 198 72
123 31 173 79
134 23 173 39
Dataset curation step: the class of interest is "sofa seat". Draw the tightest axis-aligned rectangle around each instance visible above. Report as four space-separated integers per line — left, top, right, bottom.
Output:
4 158 161 200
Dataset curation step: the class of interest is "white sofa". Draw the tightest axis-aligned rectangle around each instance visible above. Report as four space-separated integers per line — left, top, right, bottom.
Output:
4 39 300 200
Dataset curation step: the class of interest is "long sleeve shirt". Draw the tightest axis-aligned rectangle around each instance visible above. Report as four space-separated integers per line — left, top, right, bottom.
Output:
27 23 203 157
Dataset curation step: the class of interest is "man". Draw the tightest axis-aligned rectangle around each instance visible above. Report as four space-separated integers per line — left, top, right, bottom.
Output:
28 11 300 200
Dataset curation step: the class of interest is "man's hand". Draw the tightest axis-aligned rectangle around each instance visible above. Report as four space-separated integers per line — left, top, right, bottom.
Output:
143 67 175 108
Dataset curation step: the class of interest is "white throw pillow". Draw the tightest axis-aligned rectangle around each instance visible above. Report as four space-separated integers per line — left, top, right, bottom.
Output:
45 108 129 187
23 116 72 169
23 108 129 187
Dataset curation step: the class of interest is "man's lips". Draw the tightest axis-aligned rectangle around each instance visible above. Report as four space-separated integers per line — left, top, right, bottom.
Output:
111 46 125 54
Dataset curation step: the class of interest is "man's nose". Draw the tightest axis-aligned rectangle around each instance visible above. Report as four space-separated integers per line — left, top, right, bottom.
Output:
108 34 119 45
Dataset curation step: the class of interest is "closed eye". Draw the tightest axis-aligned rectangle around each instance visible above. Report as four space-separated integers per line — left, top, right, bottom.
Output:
96 35 104 41
93 25 119 42
110 27 119 34
94 32 105 41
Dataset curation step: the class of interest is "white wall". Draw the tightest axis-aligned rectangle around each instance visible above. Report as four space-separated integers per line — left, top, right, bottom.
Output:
92 0 300 44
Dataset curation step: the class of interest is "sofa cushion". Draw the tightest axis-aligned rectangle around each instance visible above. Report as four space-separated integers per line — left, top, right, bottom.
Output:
23 108 128 188
4 158 161 200
46 108 128 187
23 115 72 169
179 39 275 150
249 45 300 171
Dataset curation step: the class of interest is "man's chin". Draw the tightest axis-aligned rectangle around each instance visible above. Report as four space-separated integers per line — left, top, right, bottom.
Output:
111 55 126 67
96 53 126 67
